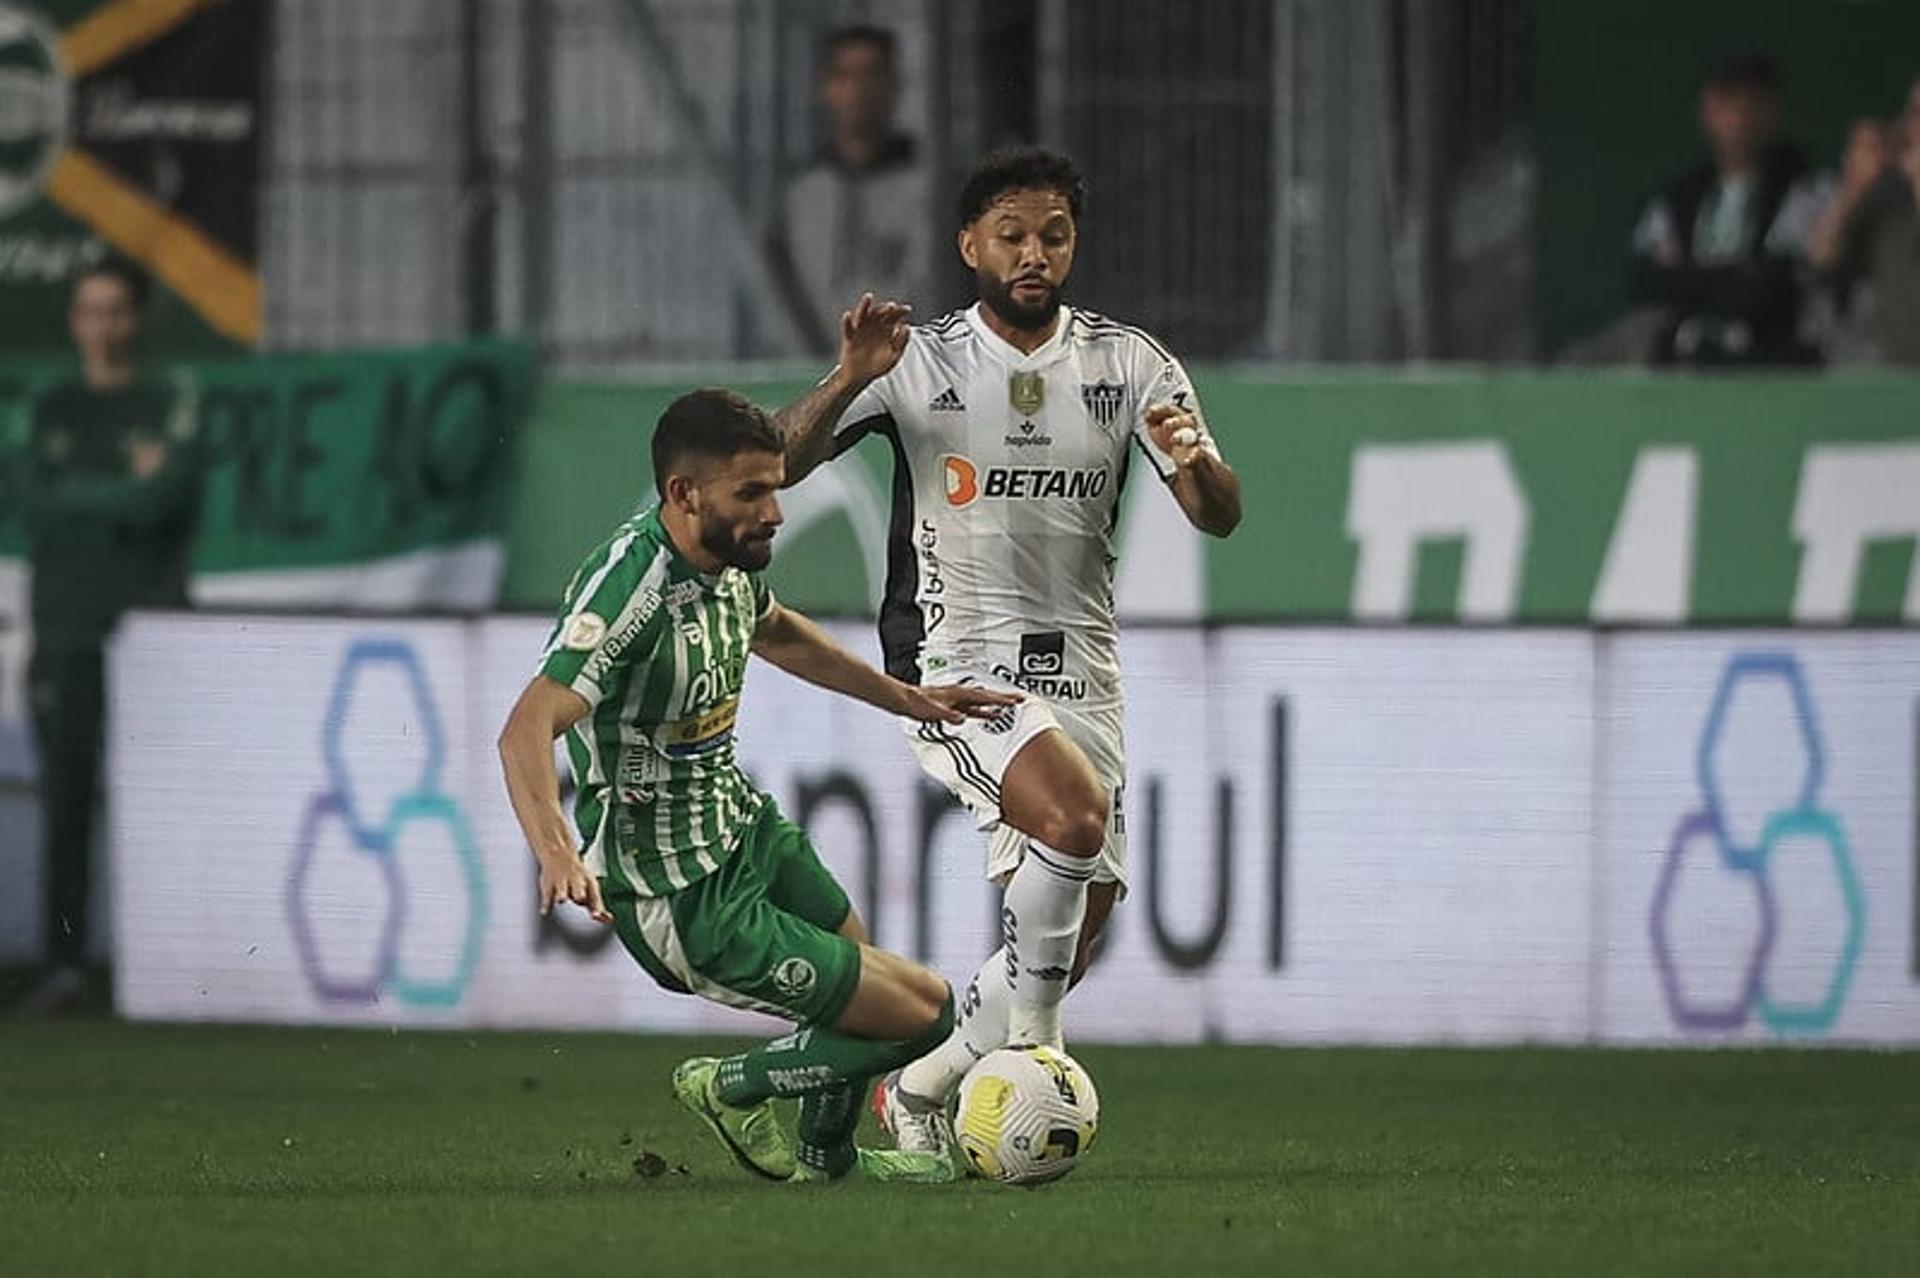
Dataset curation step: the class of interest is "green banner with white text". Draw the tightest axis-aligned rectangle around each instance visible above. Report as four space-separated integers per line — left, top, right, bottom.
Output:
0 340 534 774
1 340 534 584
503 372 1920 626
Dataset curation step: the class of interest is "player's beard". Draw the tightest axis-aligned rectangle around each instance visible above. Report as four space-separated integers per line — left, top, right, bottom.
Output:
977 268 1060 332
701 520 775 572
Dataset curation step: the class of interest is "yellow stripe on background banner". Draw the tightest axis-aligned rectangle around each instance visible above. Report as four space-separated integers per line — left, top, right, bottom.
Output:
61 0 224 78
45 149 260 345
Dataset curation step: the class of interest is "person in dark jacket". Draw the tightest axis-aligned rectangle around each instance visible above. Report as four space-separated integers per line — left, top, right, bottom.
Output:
1627 55 1829 367
16 259 202 1013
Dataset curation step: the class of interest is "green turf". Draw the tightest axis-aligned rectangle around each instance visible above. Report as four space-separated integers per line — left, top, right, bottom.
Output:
1 1021 1916 1276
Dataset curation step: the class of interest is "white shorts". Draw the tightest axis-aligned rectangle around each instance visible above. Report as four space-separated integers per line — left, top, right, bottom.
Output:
903 676 1128 891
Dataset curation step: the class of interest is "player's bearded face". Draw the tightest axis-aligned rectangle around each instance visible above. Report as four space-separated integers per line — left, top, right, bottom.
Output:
963 190 1077 332
694 451 784 571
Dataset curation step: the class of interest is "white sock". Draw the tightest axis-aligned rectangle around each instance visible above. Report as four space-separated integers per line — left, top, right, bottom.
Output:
898 953 1011 1103
1001 842 1093 1049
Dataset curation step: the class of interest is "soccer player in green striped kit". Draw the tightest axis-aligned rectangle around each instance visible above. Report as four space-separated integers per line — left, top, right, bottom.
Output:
498 387 1017 1183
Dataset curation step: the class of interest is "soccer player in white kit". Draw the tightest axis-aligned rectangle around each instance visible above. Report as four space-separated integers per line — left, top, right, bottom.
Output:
773 147 1242 1156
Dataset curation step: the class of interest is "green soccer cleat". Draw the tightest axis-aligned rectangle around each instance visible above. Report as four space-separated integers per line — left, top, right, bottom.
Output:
672 1057 797 1181
786 1162 842 1185
854 1146 959 1184
786 1146 956 1186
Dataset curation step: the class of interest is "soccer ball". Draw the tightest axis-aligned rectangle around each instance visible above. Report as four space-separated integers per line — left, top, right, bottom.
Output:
954 1045 1099 1185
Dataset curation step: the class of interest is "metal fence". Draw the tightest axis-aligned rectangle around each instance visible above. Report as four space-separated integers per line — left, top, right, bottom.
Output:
261 0 1534 366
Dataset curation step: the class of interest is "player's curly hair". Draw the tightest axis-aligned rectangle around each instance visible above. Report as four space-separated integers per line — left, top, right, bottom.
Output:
651 388 782 497
957 146 1087 227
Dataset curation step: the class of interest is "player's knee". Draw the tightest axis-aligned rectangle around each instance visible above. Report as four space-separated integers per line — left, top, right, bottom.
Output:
1046 800 1108 859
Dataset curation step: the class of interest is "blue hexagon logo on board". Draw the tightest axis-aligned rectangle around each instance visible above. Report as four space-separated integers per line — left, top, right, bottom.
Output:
1652 652 1864 1037
287 638 487 1009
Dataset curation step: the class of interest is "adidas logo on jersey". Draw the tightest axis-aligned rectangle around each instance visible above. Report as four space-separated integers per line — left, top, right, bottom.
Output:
929 386 966 412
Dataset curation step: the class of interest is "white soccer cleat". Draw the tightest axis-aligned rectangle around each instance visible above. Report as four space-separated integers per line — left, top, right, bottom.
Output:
872 1069 955 1156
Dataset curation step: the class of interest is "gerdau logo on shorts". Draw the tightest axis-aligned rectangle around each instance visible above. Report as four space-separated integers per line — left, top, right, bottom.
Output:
942 454 1109 508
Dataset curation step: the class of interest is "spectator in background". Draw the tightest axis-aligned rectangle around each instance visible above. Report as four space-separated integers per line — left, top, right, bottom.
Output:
1808 80 1920 366
15 260 202 1014
1627 55 1827 367
773 24 933 353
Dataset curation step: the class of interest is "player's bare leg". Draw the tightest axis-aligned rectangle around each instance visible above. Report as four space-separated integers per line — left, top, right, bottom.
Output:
991 729 1108 1047
881 730 1106 1152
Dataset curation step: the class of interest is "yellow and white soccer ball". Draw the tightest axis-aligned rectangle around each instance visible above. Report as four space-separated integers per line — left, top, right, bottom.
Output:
954 1045 1099 1185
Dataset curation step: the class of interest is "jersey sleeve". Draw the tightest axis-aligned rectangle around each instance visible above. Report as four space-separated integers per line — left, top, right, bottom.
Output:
751 574 776 620
829 367 898 455
1128 338 1221 481
536 539 668 707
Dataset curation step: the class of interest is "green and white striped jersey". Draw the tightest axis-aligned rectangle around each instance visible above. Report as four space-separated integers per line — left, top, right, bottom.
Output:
537 505 774 897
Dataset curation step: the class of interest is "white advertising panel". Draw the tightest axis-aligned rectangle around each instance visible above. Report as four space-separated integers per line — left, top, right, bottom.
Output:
111 615 483 1026
1066 629 1596 1043
108 615 1920 1045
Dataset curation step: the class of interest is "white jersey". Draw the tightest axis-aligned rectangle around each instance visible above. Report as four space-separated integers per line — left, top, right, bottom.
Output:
832 303 1218 713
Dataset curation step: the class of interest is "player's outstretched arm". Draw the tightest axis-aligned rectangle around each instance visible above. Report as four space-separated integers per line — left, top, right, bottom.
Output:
1144 403 1242 538
772 292 910 487
497 676 611 923
751 601 1020 723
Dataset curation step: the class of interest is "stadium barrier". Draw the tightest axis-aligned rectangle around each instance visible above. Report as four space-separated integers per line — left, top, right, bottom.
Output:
502 371 1920 625
108 613 1920 1046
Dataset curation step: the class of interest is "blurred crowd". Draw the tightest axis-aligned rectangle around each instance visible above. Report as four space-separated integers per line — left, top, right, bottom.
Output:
1625 56 1920 370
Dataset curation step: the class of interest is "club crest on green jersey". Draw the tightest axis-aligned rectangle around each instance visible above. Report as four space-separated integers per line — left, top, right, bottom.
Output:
771 957 818 997
562 613 608 650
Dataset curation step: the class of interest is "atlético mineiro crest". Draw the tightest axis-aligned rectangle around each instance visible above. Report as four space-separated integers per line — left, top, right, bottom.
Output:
1080 381 1124 428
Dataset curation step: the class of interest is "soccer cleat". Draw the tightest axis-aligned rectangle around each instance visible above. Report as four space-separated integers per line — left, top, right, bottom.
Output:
786 1162 839 1185
872 1068 955 1156
671 1057 797 1181
786 1146 955 1185
854 1147 958 1184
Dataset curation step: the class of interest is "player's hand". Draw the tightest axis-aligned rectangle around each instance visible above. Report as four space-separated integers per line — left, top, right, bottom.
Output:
898 683 1023 725
537 852 611 924
838 292 912 384
1145 403 1211 469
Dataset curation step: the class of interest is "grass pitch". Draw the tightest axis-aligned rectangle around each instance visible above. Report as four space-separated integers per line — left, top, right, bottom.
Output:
1 1020 1916 1276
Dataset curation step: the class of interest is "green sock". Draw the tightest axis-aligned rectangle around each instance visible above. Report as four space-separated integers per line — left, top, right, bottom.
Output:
796 1080 864 1178
715 993 954 1108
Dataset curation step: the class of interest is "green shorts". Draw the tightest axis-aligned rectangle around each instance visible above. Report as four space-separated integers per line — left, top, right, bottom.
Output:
605 799 861 1027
